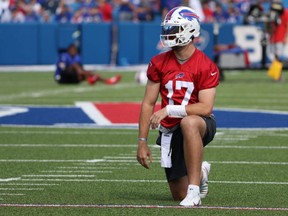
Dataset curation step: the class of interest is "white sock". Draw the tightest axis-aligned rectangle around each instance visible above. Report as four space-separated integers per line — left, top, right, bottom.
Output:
188 184 200 193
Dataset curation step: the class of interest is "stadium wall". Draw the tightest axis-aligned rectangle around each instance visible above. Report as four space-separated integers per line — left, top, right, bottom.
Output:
0 22 280 66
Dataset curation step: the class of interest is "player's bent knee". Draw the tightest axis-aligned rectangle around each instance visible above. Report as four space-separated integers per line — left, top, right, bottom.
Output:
180 115 202 130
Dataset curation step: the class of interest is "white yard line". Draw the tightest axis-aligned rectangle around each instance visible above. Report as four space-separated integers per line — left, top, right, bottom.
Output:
0 203 288 212
0 144 136 148
41 170 112 174
210 181 288 185
0 131 139 135
0 188 44 191
0 159 88 163
1 183 59 186
0 193 25 196
22 175 95 178
0 144 287 150
209 161 288 165
20 179 288 185
0 159 287 165
0 203 287 211
57 166 127 170
0 177 21 182
104 156 161 160
56 166 120 170
214 107 288 115
207 145 288 149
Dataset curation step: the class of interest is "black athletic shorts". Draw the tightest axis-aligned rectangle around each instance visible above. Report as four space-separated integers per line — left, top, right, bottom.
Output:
156 115 216 182
55 69 80 84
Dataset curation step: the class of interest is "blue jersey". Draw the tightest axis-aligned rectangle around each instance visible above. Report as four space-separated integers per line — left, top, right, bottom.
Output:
55 52 81 77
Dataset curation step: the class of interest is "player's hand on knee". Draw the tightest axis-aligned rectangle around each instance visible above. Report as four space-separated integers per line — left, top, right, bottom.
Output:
149 108 168 129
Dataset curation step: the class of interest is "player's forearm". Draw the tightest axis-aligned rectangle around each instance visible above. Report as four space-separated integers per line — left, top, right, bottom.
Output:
138 103 154 142
185 102 214 117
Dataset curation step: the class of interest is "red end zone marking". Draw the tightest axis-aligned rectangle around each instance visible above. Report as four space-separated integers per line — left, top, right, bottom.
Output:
0 204 287 211
94 102 161 124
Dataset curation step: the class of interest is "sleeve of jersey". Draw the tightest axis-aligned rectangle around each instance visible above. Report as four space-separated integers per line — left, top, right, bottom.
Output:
147 60 161 83
198 61 220 90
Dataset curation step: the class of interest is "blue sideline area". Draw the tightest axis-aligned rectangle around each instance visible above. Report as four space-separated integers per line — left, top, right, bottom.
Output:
214 109 288 128
0 107 94 126
0 106 288 129
0 22 245 66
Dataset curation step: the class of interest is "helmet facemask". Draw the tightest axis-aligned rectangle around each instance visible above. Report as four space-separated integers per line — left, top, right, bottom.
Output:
160 24 196 47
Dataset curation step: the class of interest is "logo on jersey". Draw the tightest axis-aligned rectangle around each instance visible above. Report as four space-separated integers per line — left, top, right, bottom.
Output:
211 72 217 76
179 9 199 22
175 72 185 79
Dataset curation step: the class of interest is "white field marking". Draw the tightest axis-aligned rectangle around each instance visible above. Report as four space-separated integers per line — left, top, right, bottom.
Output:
56 166 127 170
1 123 139 130
0 159 94 163
86 159 105 163
22 175 95 178
0 131 139 135
2 183 59 186
216 133 288 138
0 159 288 165
0 64 147 72
21 179 288 185
207 145 288 150
0 193 25 196
0 83 136 102
75 102 111 125
0 144 136 148
0 188 44 191
103 160 139 163
21 179 165 183
41 170 112 174
213 138 250 141
0 107 28 118
103 160 288 165
218 127 288 130
209 161 288 165
104 156 161 160
0 65 146 73
58 166 127 170
0 177 21 182
68 159 288 166
1 143 288 150
214 107 288 115
0 203 287 211
210 181 288 185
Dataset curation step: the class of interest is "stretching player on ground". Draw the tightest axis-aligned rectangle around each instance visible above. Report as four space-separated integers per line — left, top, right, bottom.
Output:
137 6 219 207
54 44 121 85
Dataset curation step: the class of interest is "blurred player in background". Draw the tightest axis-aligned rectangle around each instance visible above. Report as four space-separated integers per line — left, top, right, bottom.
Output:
268 0 288 60
137 6 219 207
54 44 121 85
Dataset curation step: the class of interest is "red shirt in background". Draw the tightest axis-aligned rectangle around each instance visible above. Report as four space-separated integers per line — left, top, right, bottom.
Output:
270 9 288 43
98 2 113 22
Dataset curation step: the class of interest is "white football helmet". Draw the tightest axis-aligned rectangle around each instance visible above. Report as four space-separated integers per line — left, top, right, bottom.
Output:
160 6 200 48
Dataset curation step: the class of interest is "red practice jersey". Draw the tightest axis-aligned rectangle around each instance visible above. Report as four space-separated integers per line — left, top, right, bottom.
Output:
147 48 219 129
270 9 288 43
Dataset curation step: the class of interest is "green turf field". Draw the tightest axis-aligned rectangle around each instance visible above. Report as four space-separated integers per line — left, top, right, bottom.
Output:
0 70 287 215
